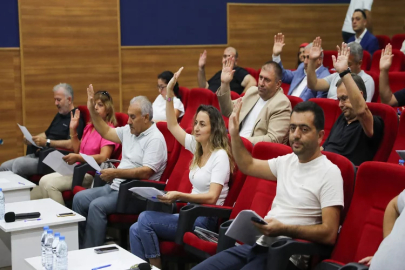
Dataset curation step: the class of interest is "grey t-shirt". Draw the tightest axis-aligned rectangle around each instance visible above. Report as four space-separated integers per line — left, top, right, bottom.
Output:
370 189 405 270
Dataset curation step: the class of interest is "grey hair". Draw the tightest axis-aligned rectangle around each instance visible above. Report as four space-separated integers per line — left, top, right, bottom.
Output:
348 42 363 63
53 83 74 101
130 96 153 120
305 43 324 58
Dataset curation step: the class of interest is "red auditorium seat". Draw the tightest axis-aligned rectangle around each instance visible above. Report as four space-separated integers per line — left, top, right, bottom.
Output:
287 96 303 109
281 82 290 95
369 49 405 73
230 91 240 100
323 50 338 70
178 86 190 111
391 34 405 50
244 67 259 84
361 50 371 71
309 161 405 270
375 35 391 50
387 112 405 164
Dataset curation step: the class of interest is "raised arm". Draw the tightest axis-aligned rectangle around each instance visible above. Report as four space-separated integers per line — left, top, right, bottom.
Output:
197 50 209 89
272 33 294 84
87 84 120 143
216 56 237 117
166 67 187 147
307 37 330 91
229 99 276 181
379 44 398 106
333 43 374 137
69 109 81 153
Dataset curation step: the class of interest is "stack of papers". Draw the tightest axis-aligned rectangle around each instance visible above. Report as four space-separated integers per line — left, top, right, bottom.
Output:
17 124 43 148
225 210 266 245
194 226 219 243
128 187 166 199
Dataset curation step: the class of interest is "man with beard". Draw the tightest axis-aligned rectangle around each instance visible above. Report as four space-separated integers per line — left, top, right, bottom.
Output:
322 43 383 166
73 85 167 248
192 100 344 270
0 83 85 179
216 57 291 145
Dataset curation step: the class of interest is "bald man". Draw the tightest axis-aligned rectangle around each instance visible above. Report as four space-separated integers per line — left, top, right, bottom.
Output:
198 47 257 94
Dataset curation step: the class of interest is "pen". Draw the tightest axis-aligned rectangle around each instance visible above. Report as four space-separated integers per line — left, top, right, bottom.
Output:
92 264 111 270
95 171 101 175
24 218 41 222
18 182 25 185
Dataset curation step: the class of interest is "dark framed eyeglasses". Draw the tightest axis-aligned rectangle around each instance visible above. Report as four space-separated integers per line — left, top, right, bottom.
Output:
96 91 112 101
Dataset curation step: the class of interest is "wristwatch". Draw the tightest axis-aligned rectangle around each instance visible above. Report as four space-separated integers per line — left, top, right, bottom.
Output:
339 68 351 78
165 96 173 102
46 139 51 147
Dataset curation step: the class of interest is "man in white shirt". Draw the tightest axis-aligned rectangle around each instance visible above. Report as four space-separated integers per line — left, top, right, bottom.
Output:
73 87 167 248
307 39 375 101
216 57 291 145
192 101 343 270
342 0 373 42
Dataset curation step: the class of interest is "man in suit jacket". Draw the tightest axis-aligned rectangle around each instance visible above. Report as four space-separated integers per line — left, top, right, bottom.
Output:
347 9 379 55
217 58 291 145
272 33 330 101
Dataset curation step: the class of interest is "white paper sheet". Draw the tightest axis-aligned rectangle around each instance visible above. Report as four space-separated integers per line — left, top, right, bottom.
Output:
42 150 76 176
79 152 101 172
128 187 166 199
17 123 43 148
225 210 267 246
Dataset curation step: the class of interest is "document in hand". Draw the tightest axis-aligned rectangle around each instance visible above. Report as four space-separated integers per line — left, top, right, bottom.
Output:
17 124 43 148
42 150 76 176
396 150 405 161
128 187 166 200
225 210 267 246
79 153 102 172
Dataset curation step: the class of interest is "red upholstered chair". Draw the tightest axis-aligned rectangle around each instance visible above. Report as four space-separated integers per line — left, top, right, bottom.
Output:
281 82 290 95
78 105 90 124
367 102 398 162
323 50 338 70
230 91 240 100
392 34 405 50
181 142 291 260
375 35 391 50
387 112 405 164
369 49 405 73
310 161 405 270
308 98 341 145
178 86 190 111
244 67 259 84
287 96 303 109
361 50 371 71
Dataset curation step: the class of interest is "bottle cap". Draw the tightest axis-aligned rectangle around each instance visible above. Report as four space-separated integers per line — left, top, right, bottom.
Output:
43 226 49 230
0 188 2 191
47 229 53 234
54 232 60 237
59 236 65 240
400 159 404 163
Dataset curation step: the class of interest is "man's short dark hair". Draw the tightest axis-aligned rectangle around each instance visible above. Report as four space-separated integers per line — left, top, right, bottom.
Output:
354 9 367 19
261 61 282 81
291 101 325 132
336 73 367 100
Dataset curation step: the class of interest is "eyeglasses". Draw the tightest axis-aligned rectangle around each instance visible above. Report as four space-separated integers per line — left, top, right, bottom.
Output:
157 85 167 91
96 91 112 101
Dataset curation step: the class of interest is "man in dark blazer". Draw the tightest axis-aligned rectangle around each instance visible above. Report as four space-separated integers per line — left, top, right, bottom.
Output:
347 9 379 55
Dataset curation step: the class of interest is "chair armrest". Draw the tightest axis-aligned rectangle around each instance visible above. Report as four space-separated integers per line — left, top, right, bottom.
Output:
267 239 333 270
217 219 237 253
339 263 369 270
175 204 232 245
72 163 95 189
93 174 107 188
145 199 177 214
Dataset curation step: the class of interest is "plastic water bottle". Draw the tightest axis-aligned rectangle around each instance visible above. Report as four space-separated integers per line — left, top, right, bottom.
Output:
41 226 50 268
56 236 68 270
52 232 60 268
44 229 54 270
399 159 404 166
0 188 5 221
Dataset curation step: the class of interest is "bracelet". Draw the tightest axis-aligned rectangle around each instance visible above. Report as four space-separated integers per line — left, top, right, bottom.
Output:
70 133 78 137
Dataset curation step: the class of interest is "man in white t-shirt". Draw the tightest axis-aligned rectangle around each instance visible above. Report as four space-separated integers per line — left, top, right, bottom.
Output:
73 87 167 248
216 57 291 145
307 39 375 101
342 0 373 42
192 101 344 270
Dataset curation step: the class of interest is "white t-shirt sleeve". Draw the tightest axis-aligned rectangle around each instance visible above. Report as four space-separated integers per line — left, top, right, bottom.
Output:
320 165 344 209
142 138 167 173
397 189 405 214
363 0 373 10
323 73 335 87
184 133 197 154
364 74 375 102
115 125 126 143
268 156 281 179
174 98 185 117
209 150 230 186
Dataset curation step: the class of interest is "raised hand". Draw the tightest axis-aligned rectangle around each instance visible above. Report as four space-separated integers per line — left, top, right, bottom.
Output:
87 84 95 111
272 33 285 56
198 50 207 69
332 42 350 73
220 56 236 84
229 98 242 137
309 37 322 60
167 67 183 98
70 109 81 131
380 44 394 71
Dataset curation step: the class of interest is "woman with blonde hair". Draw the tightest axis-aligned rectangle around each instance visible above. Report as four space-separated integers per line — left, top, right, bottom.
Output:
129 67 234 268
31 91 119 205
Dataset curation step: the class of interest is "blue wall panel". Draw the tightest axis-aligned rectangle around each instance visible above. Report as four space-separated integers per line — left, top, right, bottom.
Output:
0 0 19 47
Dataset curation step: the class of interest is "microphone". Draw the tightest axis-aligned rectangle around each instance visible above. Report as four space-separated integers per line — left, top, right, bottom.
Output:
4 212 41 223
138 263 151 270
